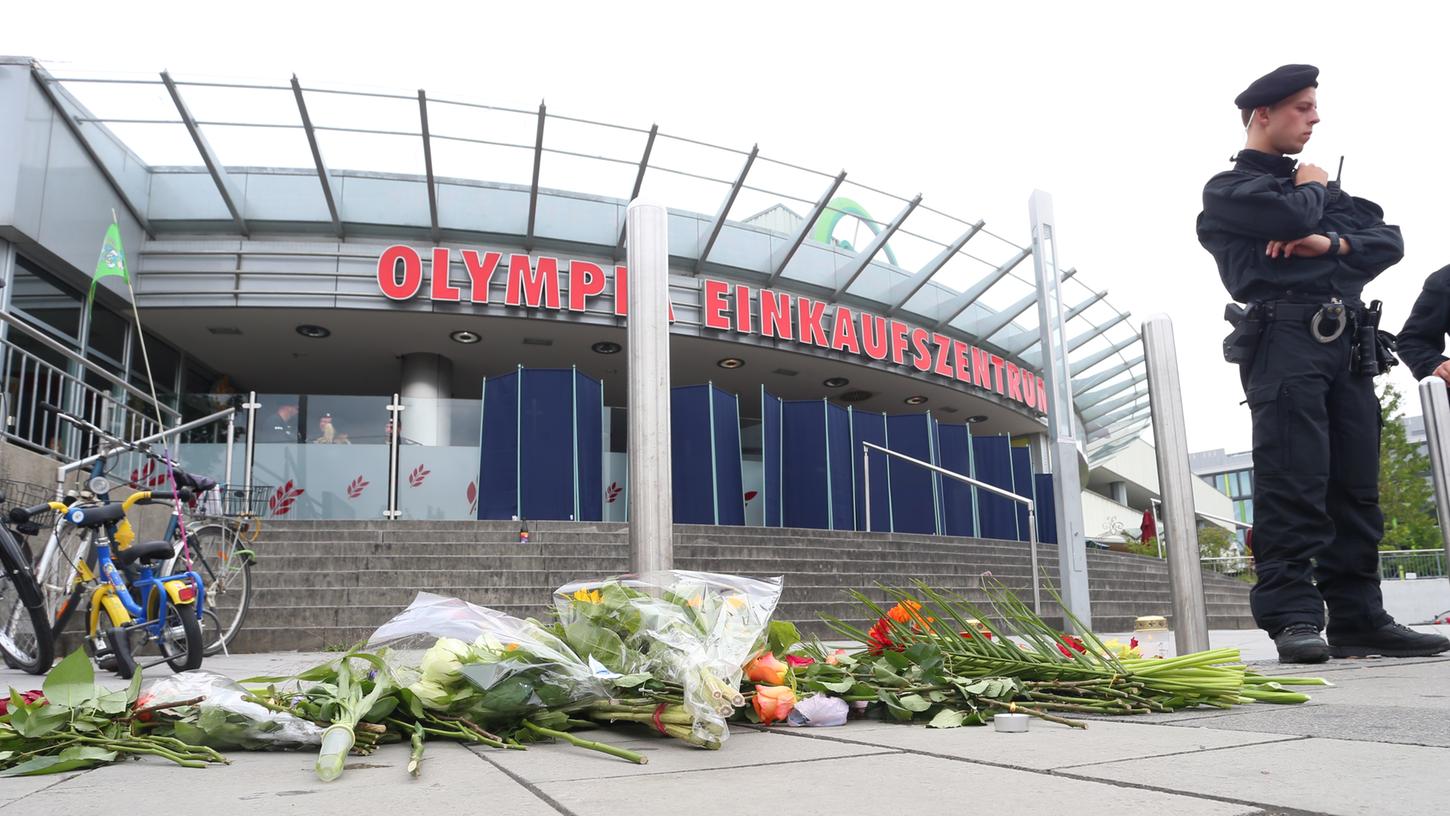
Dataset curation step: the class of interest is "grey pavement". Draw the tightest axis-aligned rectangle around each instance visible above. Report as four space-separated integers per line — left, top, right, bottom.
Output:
3 628 1449 816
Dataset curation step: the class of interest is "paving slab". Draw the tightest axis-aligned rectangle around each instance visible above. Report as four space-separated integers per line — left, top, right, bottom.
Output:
535 751 1261 816
472 724 897 783
1071 736 1450 816
750 717 1301 770
0 742 555 816
1162 703 1450 747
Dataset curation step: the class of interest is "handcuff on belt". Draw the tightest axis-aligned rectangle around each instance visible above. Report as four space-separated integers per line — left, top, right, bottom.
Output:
1310 297 1347 343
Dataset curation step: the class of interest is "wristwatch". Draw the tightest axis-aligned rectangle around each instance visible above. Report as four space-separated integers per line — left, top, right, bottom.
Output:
1324 231 1342 255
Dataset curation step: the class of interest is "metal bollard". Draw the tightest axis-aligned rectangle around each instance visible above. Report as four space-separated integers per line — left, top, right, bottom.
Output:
1142 315 1210 655
1417 377 1450 564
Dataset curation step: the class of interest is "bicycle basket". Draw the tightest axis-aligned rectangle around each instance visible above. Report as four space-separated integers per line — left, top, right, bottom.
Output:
208 484 274 517
0 478 63 529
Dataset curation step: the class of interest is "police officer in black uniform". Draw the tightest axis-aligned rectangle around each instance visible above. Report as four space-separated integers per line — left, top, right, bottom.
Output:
1197 64 1450 663
1397 266 1450 384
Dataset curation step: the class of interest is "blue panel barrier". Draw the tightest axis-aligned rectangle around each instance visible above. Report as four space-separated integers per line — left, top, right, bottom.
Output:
826 402 854 530
850 409 890 532
762 389 782 527
936 421 976 537
782 400 830 529
885 413 938 535
520 369 577 521
1035 474 1058 545
713 387 746 525
972 435 1017 540
671 385 716 524
1011 446 1034 542
576 375 604 522
478 371 519 520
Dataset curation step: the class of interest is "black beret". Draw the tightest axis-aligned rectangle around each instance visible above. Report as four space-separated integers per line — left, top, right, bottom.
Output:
1235 64 1319 110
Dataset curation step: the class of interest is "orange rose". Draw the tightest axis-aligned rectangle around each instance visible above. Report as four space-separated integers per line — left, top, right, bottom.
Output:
753 685 795 726
744 652 788 685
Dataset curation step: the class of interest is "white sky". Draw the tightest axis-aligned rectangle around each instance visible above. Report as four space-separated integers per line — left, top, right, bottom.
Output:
7 0 1447 454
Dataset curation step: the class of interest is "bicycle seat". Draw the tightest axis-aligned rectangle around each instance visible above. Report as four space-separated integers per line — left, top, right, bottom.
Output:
172 468 218 493
65 503 127 529
114 539 175 568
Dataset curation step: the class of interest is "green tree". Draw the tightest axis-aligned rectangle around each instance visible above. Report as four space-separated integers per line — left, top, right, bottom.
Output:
1196 524 1238 558
1378 383 1440 550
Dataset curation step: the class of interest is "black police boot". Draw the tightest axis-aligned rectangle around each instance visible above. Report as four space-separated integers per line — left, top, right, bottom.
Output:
1328 622 1450 658
1273 624 1329 664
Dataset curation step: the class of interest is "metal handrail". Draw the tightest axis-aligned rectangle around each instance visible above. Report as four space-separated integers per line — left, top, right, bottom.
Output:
1417 377 1450 566
56 404 238 497
861 441 1041 614
0 309 180 420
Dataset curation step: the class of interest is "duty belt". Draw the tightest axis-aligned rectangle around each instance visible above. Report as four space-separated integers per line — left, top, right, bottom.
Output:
1258 300 1361 343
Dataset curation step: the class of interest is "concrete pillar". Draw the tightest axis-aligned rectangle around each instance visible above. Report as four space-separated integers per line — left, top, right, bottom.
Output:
400 352 452 447
626 199 672 573
1109 480 1129 505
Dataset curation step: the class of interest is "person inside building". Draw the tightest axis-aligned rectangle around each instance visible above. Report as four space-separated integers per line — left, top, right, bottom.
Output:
1396 266 1450 385
1196 64 1449 663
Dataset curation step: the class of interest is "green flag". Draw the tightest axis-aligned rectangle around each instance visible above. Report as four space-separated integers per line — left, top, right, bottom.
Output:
90 222 128 305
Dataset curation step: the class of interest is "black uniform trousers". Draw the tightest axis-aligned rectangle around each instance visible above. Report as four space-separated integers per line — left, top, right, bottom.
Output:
1241 308 1392 636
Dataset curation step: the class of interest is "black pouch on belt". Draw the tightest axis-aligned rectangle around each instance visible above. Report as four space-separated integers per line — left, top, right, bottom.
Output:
1222 302 1264 364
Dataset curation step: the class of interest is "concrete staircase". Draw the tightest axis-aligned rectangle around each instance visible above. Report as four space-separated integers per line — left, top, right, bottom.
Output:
228 520 1257 652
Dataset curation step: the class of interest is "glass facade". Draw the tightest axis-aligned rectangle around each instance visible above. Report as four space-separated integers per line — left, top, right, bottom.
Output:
1206 468 1253 544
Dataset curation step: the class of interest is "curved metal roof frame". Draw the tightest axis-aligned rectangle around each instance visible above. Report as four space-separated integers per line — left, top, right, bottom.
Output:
26 58 1148 456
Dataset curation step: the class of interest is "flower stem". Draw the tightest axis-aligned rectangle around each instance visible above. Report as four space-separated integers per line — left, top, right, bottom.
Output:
521 720 648 764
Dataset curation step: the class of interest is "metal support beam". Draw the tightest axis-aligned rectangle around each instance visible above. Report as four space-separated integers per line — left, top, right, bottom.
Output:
1088 412 1151 444
1003 287 1108 355
1073 355 1144 397
1071 334 1140 377
885 221 986 316
627 199 673 571
161 71 249 237
29 67 153 237
1143 315 1210 655
417 90 440 244
931 246 1033 331
616 125 659 256
525 101 546 251
767 170 846 285
1029 190 1090 633
966 268 1076 340
829 194 922 300
1066 310 1131 353
694 145 758 274
1077 371 1147 410
1086 401 1149 433
291 75 342 238
1080 388 1146 423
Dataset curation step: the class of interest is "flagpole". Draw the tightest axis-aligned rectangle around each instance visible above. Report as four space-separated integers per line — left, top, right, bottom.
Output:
111 208 194 568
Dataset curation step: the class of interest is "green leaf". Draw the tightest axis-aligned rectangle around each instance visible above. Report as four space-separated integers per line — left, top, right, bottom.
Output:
0 746 116 777
364 696 399 723
42 649 96 709
928 708 968 728
95 688 130 715
611 673 652 689
927 690 949 704
897 694 932 712
10 703 66 739
126 666 144 705
882 650 912 671
766 620 802 656
871 662 908 688
398 688 426 719
820 678 857 694
563 617 627 673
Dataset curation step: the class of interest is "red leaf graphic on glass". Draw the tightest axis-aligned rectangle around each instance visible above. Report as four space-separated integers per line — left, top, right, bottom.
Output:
345 476 370 499
606 482 622 504
408 465 430 488
129 460 156 489
268 480 305 516
743 491 758 503
466 481 478 513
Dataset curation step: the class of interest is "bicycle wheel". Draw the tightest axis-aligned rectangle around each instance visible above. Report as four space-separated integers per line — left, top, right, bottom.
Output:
0 528 53 674
31 523 91 638
180 523 253 656
153 599 203 672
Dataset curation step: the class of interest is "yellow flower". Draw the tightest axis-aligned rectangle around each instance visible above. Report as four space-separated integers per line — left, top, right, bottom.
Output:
1099 638 1142 659
572 588 603 604
687 595 703 608
725 596 746 609
505 642 520 652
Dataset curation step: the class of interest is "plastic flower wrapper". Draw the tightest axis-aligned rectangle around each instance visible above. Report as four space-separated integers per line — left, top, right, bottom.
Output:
787 694 848 727
365 592 608 726
143 671 324 751
553 570 783 745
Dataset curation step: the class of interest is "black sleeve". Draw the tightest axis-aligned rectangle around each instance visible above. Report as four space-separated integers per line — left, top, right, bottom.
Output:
1396 267 1450 380
1201 172 1327 240
1341 196 1405 276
